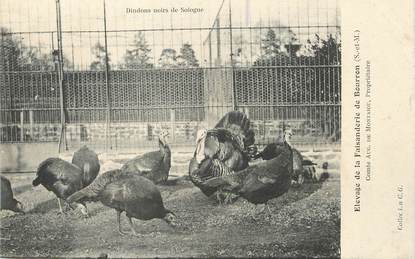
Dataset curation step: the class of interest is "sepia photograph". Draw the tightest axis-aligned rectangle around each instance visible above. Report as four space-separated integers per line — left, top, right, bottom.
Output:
0 0 341 257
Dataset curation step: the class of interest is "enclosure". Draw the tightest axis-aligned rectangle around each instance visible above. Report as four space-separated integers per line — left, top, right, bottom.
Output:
0 0 341 153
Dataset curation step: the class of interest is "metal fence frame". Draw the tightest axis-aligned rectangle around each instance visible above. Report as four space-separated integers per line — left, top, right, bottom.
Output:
0 0 341 152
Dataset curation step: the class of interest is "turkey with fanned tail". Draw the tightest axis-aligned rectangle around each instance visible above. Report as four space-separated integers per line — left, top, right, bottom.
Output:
66 169 177 236
121 131 171 184
188 111 255 202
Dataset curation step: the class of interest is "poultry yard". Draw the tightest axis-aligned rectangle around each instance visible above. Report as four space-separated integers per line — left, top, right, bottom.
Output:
0 149 340 258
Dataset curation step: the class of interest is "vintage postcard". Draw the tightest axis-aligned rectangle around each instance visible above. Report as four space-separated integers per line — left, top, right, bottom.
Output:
0 0 413 258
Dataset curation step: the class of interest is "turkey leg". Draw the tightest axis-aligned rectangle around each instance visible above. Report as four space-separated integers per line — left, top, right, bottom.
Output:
117 210 128 236
259 203 273 216
216 191 223 205
57 198 64 214
265 202 273 217
223 192 239 204
127 216 140 237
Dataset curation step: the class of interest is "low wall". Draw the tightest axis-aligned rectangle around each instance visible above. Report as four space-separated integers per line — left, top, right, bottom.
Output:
0 119 340 173
2 119 337 146
0 142 59 172
0 141 340 174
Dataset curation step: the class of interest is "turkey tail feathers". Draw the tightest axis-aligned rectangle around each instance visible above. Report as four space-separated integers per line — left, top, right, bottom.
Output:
214 111 250 133
214 111 247 129
82 163 91 184
214 111 254 147
83 163 91 175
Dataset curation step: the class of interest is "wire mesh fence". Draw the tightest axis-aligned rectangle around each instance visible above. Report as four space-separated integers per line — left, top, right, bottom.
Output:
0 0 341 151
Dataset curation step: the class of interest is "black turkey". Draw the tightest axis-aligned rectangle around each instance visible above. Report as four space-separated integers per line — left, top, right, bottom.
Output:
1 176 24 213
67 169 176 236
121 131 171 184
203 130 294 215
252 130 317 185
32 158 88 216
72 145 100 187
189 111 255 201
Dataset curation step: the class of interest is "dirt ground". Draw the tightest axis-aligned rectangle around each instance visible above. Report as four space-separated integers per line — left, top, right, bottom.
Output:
0 160 340 258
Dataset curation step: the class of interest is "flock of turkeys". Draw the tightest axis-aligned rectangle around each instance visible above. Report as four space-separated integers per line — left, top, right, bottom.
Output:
0 111 327 236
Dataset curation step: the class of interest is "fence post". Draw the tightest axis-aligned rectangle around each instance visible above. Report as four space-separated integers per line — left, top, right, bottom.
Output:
0 31 3 71
216 18 221 65
242 107 249 118
55 0 66 153
228 0 236 111
29 109 34 139
103 0 111 152
170 109 175 143
20 110 24 141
